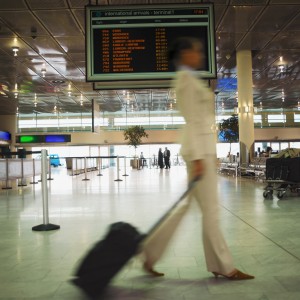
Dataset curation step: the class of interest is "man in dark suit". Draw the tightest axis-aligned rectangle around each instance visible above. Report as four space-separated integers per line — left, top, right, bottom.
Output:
164 147 171 169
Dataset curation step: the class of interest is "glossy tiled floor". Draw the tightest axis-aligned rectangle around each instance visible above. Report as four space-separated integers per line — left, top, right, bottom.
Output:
1 165 300 300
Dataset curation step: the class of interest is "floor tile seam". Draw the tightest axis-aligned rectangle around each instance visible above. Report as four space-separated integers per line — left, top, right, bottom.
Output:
220 204 300 262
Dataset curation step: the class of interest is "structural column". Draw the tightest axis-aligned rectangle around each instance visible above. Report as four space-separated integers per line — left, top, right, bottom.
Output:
236 50 255 164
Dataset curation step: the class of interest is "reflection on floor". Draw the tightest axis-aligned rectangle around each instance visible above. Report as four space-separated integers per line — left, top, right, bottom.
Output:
1 165 300 300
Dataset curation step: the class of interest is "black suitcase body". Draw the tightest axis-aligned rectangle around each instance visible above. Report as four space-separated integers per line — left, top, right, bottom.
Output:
73 222 143 298
266 158 289 180
266 158 300 182
72 177 199 298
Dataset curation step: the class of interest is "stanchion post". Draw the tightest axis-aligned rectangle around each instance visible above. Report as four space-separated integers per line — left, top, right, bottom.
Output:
82 157 90 181
97 157 103 176
18 158 27 187
114 156 122 181
122 156 129 176
47 157 54 180
2 158 12 190
71 158 75 176
76 158 79 175
30 158 38 184
32 149 60 231
137 158 141 170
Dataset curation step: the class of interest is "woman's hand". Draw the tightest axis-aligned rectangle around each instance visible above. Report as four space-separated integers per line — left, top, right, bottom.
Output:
192 159 205 178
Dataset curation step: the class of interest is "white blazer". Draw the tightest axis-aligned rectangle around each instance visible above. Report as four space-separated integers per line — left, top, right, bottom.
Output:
174 70 216 161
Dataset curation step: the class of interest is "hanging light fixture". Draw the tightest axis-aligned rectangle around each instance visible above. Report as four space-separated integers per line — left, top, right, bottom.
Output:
13 83 19 98
278 56 285 73
68 83 72 96
34 93 37 107
281 89 285 102
12 46 19 56
41 63 47 77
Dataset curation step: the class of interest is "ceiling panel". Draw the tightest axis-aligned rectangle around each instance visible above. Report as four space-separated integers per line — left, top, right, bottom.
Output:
0 11 49 37
27 0 68 9
230 0 268 4
151 0 192 3
55 36 85 54
0 0 27 10
268 33 300 50
270 0 300 4
238 32 277 50
22 36 65 55
213 5 228 27
218 5 265 33
0 20 16 37
252 5 299 32
33 10 82 36
72 9 85 32
69 0 90 8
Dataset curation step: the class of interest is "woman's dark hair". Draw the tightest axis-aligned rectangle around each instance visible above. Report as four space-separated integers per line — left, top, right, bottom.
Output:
167 37 202 63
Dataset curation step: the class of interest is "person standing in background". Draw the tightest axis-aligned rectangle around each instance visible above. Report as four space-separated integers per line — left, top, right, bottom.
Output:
164 147 171 169
140 152 146 167
158 148 164 169
142 37 254 281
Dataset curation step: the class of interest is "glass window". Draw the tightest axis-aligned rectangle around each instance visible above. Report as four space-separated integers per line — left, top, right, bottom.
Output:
268 114 286 123
290 142 300 148
280 142 289 150
294 114 300 122
254 115 262 123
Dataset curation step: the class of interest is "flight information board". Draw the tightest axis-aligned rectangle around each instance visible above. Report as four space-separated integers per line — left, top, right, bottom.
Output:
86 4 216 86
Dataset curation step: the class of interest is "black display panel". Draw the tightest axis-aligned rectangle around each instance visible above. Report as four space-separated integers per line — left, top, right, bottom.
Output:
86 4 216 86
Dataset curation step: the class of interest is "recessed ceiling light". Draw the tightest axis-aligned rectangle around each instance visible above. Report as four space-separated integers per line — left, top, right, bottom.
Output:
51 80 65 84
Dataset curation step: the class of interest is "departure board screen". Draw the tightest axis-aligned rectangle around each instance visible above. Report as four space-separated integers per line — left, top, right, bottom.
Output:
86 4 216 86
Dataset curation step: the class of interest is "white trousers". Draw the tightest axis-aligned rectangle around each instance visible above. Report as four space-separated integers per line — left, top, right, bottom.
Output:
142 155 234 275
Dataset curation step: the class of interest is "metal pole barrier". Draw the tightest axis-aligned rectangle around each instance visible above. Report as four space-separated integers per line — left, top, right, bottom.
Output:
2 158 12 190
32 149 60 231
47 158 54 180
30 158 38 184
149 158 152 169
137 158 141 170
82 157 90 181
18 158 27 187
71 158 75 176
114 156 122 181
97 157 103 176
71 158 78 176
122 156 129 176
75 158 79 175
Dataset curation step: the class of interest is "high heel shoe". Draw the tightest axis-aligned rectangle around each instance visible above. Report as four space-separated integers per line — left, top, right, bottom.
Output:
212 269 254 280
143 262 165 277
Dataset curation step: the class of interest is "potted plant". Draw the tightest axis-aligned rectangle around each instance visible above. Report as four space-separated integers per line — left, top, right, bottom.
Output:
123 125 148 168
218 114 239 160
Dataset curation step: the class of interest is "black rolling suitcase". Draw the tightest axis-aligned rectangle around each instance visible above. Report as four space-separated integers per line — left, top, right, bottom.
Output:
72 177 199 299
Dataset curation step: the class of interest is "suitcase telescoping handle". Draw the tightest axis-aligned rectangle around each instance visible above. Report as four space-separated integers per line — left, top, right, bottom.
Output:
145 176 201 239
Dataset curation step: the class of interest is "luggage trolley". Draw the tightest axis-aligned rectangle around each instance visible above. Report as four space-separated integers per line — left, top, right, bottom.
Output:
263 157 300 199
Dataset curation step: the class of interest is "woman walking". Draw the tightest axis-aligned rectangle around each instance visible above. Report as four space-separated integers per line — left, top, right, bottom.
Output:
142 37 254 281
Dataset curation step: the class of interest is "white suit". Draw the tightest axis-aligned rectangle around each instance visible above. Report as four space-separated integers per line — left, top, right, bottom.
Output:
142 70 234 275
